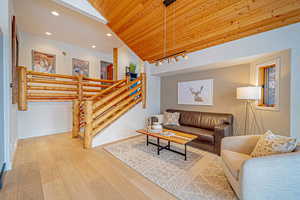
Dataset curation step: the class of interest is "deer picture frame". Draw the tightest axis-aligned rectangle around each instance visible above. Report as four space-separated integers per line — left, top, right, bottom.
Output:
178 79 214 105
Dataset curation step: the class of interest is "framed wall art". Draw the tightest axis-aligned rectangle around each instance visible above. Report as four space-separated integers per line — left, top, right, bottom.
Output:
32 50 56 74
72 58 89 77
178 79 214 105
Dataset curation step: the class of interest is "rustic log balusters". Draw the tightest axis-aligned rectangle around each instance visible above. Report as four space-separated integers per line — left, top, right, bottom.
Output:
78 74 83 102
141 72 146 109
72 100 80 138
18 66 28 111
17 66 147 149
17 66 117 106
84 101 93 148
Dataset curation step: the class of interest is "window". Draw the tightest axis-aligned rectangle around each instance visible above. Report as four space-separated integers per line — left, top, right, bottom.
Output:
256 58 280 110
258 65 276 107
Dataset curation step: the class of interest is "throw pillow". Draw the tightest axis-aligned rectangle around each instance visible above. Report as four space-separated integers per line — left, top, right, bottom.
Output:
250 130 297 157
152 114 164 124
163 112 180 126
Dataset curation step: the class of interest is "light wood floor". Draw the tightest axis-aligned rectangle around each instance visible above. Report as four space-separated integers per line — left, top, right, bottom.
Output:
0 133 177 200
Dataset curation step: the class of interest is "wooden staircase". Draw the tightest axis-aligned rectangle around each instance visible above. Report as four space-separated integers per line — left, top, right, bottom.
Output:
17 66 146 148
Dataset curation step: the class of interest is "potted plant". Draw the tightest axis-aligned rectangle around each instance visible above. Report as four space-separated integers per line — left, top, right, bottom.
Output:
129 63 137 79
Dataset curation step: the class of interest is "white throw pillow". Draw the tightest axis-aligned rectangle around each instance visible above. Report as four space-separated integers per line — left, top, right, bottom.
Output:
152 114 164 124
163 112 180 126
250 130 297 157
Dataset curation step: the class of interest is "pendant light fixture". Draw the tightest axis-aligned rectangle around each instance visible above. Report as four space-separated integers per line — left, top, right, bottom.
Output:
155 0 188 66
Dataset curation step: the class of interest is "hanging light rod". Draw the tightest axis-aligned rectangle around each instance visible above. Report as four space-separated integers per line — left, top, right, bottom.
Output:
155 51 186 61
153 51 188 66
155 0 182 66
163 0 177 7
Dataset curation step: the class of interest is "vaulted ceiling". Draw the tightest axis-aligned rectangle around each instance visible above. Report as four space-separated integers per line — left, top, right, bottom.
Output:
89 0 300 62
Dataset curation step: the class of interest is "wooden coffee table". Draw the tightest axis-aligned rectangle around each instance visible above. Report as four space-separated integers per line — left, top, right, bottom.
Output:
136 129 197 160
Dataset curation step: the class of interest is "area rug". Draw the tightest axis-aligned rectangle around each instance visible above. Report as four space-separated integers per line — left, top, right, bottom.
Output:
104 136 237 200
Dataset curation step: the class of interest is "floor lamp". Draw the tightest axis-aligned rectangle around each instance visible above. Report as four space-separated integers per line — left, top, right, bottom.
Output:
236 86 261 135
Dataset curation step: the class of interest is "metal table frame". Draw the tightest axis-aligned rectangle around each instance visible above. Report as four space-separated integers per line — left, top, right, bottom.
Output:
146 135 187 160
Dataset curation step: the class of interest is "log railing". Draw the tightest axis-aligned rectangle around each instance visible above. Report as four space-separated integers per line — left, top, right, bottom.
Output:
18 66 146 149
73 74 146 148
17 66 117 111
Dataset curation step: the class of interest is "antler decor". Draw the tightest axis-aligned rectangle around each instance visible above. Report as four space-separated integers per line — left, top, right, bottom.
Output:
189 86 204 102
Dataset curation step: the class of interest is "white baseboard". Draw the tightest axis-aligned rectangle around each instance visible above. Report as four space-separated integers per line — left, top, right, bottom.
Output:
19 128 71 139
5 140 18 171
92 132 140 148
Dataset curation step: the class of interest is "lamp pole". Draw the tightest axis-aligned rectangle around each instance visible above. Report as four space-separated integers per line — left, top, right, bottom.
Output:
244 100 249 135
237 86 262 136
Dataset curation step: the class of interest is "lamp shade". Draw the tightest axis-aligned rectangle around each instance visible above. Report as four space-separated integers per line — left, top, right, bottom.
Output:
237 86 261 100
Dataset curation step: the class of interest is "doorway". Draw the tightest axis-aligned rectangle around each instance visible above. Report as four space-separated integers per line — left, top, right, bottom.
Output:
100 61 113 80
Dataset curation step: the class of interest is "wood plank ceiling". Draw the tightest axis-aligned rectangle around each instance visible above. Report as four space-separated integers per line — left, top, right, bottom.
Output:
89 0 300 62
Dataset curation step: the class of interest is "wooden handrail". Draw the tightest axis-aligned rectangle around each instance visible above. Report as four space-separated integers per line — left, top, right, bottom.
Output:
27 70 117 84
27 70 76 79
88 79 126 101
18 67 147 150
28 78 79 85
74 73 146 148
28 93 78 97
17 66 118 111
93 77 141 109
77 75 145 148
83 77 116 83
28 97 77 100
83 88 103 93
82 82 111 88
88 76 144 144
92 98 142 137
93 83 142 119
27 85 78 92
28 99 75 102
92 90 142 128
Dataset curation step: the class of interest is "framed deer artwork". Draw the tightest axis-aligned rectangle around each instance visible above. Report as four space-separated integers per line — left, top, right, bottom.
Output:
178 79 214 105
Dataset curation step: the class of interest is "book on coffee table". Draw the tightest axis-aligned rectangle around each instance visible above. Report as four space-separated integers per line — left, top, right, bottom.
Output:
160 131 175 137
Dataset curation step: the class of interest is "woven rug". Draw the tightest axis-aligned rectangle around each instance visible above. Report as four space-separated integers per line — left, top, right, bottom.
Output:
104 136 237 200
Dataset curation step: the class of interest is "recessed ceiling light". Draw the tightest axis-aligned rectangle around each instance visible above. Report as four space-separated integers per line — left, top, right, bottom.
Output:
92 45 96 48
45 32 52 36
51 11 60 16
106 33 112 37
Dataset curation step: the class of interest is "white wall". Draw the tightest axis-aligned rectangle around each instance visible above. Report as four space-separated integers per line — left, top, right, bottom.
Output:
0 0 18 170
18 32 113 139
19 32 112 78
18 32 161 147
152 23 300 140
53 0 107 23
161 50 291 136
117 45 143 79
249 50 291 136
92 47 161 147
18 102 72 138
0 20 5 168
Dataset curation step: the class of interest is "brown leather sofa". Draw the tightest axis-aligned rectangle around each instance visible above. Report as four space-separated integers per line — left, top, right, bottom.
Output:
163 109 233 155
